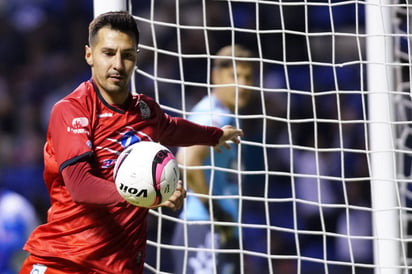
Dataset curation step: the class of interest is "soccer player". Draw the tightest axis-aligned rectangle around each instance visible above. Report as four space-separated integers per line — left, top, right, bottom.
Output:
172 45 254 274
19 11 243 274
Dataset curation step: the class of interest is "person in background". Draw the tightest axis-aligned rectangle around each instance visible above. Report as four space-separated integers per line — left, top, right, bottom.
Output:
19 11 243 274
172 44 254 274
0 188 39 274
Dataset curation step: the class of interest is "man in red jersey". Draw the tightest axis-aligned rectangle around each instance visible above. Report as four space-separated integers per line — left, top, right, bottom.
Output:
19 11 243 274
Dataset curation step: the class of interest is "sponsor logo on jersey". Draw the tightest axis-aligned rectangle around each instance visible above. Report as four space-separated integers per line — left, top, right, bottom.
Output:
72 117 88 127
30 264 47 274
67 117 90 134
120 131 142 148
117 129 153 148
98 112 113 118
97 130 153 169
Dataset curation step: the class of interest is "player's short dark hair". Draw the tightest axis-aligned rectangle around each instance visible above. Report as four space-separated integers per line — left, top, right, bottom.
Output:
88 11 140 47
213 44 253 69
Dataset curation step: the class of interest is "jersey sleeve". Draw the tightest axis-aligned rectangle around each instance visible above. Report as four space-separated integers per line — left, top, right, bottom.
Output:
62 160 125 206
48 98 93 171
158 114 223 147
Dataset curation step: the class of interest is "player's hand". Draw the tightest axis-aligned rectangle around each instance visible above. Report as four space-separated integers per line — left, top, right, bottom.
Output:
159 180 187 211
215 125 243 153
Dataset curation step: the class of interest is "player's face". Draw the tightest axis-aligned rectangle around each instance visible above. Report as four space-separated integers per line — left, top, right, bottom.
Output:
213 64 253 112
85 27 138 104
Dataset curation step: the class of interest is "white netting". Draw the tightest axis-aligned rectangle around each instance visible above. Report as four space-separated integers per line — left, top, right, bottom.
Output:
394 1 412 271
123 0 412 273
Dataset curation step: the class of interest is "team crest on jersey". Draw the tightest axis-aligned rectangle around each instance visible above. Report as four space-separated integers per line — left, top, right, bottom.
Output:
139 100 151 120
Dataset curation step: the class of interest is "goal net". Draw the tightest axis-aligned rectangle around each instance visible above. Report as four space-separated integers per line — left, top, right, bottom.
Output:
95 0 412 273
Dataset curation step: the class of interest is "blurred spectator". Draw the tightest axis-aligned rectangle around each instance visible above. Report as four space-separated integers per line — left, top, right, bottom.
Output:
0 0 92 207
0 188 39 274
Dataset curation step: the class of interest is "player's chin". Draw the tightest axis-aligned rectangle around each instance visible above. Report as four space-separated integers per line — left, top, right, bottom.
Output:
108 77 126 87
238 99 249 109
237 94 249 107
105 81 128 94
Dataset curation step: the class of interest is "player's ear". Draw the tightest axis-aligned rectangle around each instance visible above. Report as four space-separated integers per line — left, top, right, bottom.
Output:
85 45 93 66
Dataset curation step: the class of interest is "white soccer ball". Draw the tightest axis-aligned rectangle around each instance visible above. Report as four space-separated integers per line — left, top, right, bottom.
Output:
113 141 180 208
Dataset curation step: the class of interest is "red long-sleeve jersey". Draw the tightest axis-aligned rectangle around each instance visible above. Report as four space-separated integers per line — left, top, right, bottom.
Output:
23 80 222 274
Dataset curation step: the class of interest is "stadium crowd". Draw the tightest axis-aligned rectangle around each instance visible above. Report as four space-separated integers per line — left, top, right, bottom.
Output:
0 1 372 273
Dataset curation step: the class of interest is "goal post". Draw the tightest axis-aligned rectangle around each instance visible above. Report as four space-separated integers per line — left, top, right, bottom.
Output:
92 0 127 18
365 0 400 273
92 0 412 273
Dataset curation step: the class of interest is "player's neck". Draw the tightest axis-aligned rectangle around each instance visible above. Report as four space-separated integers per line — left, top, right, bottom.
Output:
91 79 131 108
101 90 130 105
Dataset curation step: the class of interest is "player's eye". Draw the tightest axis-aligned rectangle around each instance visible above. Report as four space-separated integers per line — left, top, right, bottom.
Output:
103 51 115 56
122 52 137 60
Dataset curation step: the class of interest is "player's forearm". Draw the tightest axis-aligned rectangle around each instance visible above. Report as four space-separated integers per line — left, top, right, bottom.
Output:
62 160 125 207
185 169 209 203
161 117 223 147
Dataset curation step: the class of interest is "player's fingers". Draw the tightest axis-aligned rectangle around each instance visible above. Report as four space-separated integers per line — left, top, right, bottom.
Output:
174 198 183 211
175 180 187 198
224 142 232 150
174 188 186 210
214 145 222 153
177 187 187 198
163 187 185 211
167 198 182 211
231 135 241 144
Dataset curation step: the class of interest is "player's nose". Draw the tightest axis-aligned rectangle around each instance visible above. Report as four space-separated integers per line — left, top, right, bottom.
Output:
113 52 124 71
